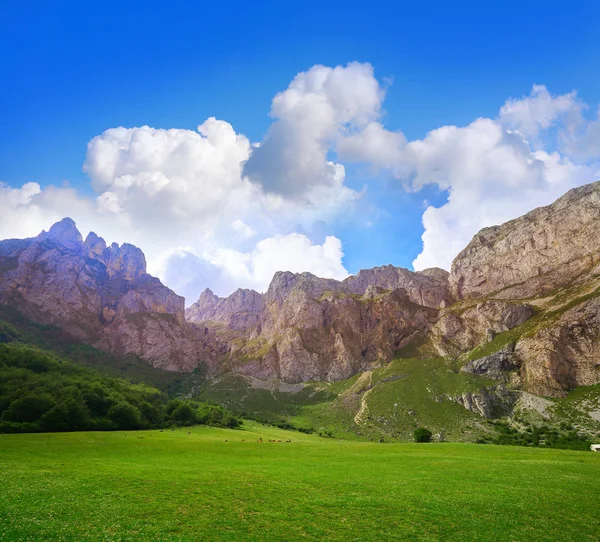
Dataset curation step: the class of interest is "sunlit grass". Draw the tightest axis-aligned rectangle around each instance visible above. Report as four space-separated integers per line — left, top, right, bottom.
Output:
1 422 599 541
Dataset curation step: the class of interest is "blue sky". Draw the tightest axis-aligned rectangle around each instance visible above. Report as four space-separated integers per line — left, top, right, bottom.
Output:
1 1 600 300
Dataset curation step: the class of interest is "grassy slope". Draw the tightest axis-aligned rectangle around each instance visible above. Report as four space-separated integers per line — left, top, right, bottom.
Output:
196 357 600 443
1 426 599 541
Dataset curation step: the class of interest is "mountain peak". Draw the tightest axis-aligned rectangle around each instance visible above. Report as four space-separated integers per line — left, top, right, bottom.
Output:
41 217 83 251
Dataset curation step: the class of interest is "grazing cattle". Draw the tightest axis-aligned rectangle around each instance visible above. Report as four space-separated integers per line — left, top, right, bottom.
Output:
187 432 191 435
222 439 228 442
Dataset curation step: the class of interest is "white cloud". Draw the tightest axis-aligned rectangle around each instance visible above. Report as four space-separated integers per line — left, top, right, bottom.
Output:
498 84 584 143
148 234 348 299
3 64 600 302
243 62 383 197
334 84 600 272
231 219 255 240
1 66 379 302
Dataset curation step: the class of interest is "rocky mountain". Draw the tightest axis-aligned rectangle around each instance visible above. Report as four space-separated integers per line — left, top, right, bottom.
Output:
0 218 223 371
186 180 600 402
2 181 600 415
185 287 264 332
450 181 600 300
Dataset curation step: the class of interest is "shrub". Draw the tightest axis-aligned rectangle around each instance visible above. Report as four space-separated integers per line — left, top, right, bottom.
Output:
414 427 433 443
171 403 196 424
40 398 90 431
107 402 141 429
2 394 56 423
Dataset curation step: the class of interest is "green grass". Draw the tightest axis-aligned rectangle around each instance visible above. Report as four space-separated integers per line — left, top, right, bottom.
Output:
1 426 599 541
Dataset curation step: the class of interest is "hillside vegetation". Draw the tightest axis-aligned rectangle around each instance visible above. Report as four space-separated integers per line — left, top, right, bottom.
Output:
0 340 241 434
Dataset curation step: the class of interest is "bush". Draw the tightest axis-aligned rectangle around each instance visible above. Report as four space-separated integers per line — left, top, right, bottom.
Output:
107 402 141 429
40 398 90 431
2 394 55 423
171 403 196 424
414 427 433 443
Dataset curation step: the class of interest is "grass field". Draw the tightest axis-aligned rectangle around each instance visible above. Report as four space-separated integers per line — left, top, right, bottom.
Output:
1 423 599 541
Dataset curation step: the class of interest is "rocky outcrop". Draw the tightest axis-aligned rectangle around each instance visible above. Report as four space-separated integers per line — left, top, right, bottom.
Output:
431 301 534 357
460 344 519 379
515 297 600 396
450 384 516 418
186 287 263 332
219 272 439 383
0 218 220 371
450 181 600 300
344 265 453 308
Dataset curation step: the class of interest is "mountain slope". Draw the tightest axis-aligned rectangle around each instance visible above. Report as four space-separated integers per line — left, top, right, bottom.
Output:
0 219 224 371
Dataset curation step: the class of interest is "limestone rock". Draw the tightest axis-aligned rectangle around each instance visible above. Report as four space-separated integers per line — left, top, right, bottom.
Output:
515 297 600 396
461 344 518 379
450 180 600 300
0 218 218 371
186 287 263 331
431 301 534 357
344 265 453 308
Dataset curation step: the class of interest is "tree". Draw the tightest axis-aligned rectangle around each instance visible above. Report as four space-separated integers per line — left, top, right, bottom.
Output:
107 402 141 429
414 427 433 443
40 398 90 431
2 394 55 423
171 403 196 424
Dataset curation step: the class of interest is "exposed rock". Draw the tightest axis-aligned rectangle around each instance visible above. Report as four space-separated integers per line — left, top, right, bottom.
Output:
461 344 518 379
515 296 600 396
450 384 516 418
431 301 534 357
227 275 438 383
344 265 453 308
450 180 600 300
186 287 263 331
0 218 219 371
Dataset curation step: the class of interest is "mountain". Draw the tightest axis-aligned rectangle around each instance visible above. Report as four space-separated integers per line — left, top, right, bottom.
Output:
0 218 223 371
2 181 600 442
187 181 600 400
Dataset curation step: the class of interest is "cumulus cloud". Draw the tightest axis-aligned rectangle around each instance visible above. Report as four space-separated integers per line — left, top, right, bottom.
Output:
3 65 599 300
334 83 600 271
498 84 584 143
243 62 383 197
148 234 348 300
1 66 375 300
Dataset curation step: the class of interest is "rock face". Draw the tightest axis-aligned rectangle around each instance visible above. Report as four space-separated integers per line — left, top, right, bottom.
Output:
515 297 600 396
344 265 453 308
186 288 264 332
188 269 441 382
0 218 220 371
431 301 535 357
186 179 600 395
450 181 600 300
2 180 600 397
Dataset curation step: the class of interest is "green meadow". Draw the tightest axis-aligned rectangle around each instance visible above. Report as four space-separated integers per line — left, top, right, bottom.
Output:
1 422 599 541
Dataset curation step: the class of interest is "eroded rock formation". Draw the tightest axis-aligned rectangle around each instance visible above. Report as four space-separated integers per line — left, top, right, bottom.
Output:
0 218 222 371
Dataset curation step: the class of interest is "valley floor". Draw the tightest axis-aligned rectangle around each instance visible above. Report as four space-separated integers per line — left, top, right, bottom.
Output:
1 423 599 541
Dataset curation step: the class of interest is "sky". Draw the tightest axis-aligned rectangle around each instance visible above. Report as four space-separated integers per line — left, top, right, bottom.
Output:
1 0 600 303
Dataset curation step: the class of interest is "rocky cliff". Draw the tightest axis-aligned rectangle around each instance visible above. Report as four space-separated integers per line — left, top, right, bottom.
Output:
450 181 600 300
185 287 264 332
0 218 222 371
2 181 600 400
186 180 600 398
